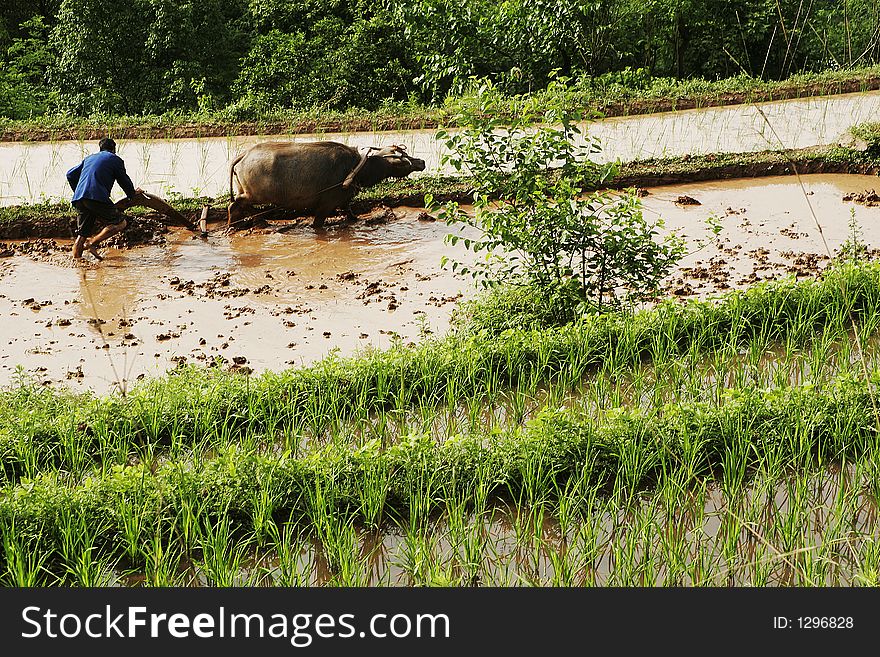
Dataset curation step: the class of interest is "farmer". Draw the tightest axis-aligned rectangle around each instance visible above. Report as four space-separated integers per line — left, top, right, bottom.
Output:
66 137 143 260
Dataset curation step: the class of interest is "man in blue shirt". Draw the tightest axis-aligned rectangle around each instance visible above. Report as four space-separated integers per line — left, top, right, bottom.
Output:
66 137 143 260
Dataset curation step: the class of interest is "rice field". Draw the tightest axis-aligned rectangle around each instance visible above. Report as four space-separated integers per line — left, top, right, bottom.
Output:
4 88 880 206
2 260 880 586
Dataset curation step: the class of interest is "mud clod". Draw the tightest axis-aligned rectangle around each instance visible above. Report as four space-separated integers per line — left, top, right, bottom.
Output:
842 189 880 206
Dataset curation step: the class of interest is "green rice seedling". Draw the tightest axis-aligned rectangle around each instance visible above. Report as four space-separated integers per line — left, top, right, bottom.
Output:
141 532 186 587
852 537 880 586
739 486 803 585
548 482 594 586
57 512 114 586
323 522 370 587
507 504 543 585
264 521 313 587
612 427 662 501
546 535 581 586
604 506 646 585
195 512 255 587
808 467 860 585
399 450 440 534
173 492 209 560
0 519 55 586
356 454 391 530
572 521 606 586
463 393 487 435
636 504 663 586
473 519 509 586
663 484 709 585
718 424 752 499
566 477 609 580
303 480 364 582
115 495 150 566
240 547 276 587
395 520 439 586
442 490 487 585
683 538 716 587
510 440 558 508
248 474 280 544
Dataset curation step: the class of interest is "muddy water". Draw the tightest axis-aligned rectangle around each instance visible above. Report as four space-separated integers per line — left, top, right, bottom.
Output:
0 208 476 393
1 173 879 394
2 90 879 205
639 173 880 294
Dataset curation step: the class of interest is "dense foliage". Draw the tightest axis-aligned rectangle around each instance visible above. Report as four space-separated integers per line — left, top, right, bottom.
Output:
1 0 880 118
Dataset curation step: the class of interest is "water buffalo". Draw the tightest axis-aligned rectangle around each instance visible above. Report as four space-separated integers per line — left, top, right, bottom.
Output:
227 141 426 229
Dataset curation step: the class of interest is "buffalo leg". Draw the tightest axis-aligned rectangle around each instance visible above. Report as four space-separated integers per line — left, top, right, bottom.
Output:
227 196 252 230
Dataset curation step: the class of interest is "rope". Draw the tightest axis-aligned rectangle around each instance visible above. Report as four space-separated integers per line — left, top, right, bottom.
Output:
313 145 407 197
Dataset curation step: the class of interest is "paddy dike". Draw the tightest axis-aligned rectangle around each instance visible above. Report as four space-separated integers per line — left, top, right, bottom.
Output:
3 73 880 143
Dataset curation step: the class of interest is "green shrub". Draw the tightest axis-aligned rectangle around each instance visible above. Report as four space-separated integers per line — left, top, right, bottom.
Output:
433 83 685 310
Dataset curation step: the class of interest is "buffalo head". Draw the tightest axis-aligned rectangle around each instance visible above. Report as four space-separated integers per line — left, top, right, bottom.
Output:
370 144 426 178
344 144 426 188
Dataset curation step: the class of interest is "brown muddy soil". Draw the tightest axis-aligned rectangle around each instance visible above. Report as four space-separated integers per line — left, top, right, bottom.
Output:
611 153 880 189
0 201 427 244
598 76 880 117
0 116 445 143
0 206 473 393
843 189 880 206
0 214 171 245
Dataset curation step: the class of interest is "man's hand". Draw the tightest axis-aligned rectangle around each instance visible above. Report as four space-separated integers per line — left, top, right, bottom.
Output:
134 187 145 195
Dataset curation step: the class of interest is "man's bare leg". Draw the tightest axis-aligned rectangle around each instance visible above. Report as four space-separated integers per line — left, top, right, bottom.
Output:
72 235 87 260
84 220 127 259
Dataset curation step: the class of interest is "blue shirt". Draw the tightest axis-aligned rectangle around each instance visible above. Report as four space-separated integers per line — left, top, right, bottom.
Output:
66 150 137 204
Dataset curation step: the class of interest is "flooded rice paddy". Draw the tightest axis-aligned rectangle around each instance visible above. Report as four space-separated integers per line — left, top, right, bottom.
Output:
2 89 879 205
0 173 879 393
110 462 878 587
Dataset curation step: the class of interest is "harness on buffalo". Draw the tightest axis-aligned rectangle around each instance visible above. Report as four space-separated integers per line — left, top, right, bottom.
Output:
315 145 409 196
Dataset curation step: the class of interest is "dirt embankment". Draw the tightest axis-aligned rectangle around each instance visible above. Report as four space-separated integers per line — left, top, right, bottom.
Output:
611 155 880 188
3 77 880 143
0 213 173 243
599 76 880 116
0 116 441 143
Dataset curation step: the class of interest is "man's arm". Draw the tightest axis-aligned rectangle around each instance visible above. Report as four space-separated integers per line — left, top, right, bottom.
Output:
112 156 139 199
66 162 82 192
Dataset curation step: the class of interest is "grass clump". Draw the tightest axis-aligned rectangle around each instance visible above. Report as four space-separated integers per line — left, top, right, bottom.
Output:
4 64 880 142
848 122 880 156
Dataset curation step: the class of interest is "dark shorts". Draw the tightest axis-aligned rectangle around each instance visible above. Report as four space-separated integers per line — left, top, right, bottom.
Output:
73 199 129 238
